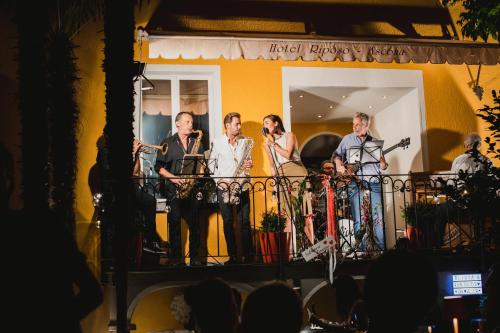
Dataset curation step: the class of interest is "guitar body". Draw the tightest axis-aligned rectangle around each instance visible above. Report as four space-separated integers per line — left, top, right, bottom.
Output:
334 137 410 190
338 137 410 178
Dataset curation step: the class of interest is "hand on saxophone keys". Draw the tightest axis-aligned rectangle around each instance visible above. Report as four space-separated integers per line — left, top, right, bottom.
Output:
170 177 187 186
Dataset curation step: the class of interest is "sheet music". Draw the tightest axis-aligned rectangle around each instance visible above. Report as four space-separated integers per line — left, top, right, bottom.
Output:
347 140 384 164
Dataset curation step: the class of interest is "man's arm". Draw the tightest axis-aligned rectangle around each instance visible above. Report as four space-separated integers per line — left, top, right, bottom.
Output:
158 166 185 186
379 155 388 171
155 139 186 185
272 132 296 160
332 139 347 174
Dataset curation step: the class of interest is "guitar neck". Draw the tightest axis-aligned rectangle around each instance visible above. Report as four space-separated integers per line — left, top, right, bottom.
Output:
382 143 399 156
349 141 403 172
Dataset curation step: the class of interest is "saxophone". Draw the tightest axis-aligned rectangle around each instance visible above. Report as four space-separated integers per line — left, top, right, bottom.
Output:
178 130 204 199
221 137 254 205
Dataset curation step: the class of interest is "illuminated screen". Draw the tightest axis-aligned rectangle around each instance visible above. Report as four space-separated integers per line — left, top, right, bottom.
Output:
439 272 483 297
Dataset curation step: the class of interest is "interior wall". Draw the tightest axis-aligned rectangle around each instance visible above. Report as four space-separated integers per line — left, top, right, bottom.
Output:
372 89 424 248
294 122 352 152
371 89 424 174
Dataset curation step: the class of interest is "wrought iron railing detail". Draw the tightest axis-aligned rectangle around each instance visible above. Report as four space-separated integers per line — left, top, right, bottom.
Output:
95 173 498 267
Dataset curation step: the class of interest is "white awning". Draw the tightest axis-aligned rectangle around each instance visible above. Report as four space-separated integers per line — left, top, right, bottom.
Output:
149 36 500 65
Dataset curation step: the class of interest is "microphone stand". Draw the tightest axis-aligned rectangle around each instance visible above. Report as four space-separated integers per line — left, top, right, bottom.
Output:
263 130 295 269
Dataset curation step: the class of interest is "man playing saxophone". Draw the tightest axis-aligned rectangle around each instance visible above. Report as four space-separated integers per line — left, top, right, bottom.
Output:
155 111 204 266
209 112 254 265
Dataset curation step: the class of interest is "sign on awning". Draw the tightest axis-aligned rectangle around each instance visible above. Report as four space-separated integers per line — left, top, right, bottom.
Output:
149 37 500 65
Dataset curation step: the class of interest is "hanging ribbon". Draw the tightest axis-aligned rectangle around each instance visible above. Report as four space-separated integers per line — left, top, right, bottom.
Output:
325 182 338 284
326 184 336 240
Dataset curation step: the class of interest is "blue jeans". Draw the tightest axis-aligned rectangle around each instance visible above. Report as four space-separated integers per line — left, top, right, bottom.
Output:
348 180 385 251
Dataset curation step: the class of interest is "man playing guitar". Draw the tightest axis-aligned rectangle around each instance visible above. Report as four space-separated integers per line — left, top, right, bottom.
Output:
332 112 387 254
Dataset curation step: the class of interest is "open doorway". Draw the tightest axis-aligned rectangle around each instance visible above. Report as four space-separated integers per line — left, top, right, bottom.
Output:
300 132 342 170
283 67 428 174
283 67 428 248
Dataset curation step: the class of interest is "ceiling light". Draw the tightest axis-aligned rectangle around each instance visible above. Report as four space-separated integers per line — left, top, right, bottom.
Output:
299 95 304 98
290 105 293 109
341 95 347 99
317 114 324 118
368 105 373 109
329 105 333 109
382 95 387 99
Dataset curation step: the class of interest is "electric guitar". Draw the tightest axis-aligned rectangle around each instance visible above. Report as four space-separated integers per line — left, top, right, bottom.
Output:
342 137 411 176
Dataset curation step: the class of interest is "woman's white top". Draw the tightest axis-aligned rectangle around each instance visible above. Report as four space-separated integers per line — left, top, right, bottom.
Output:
271 132 301 167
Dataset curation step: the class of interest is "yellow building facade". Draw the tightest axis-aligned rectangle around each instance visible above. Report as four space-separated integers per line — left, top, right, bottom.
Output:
1 1 499 332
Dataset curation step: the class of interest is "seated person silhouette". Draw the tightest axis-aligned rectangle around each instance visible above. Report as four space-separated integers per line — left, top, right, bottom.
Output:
184 278 239 333
241 281 303 333
308 274 368 332
96 134 164 259
364 249 437 333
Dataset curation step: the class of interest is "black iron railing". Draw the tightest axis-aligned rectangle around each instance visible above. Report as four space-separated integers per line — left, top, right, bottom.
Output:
95 172 498 268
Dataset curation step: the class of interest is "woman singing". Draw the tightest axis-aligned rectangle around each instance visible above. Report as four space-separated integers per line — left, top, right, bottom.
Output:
263 115 313 242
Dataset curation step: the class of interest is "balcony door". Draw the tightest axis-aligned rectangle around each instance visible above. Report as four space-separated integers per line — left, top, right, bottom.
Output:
134 65 222 179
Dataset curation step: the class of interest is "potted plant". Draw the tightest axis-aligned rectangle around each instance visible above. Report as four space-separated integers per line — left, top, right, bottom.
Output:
401 202 436 248
259 209 290 263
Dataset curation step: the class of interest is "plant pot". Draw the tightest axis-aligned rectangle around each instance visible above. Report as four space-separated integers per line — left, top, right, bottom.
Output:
259 231 290 264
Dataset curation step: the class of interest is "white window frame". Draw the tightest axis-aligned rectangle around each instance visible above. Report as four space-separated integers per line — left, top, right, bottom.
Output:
134 65 222 145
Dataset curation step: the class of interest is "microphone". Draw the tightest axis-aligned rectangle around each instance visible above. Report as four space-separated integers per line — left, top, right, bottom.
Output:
261 127 269 136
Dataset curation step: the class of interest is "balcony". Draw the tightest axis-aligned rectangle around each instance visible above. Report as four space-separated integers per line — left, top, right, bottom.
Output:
96 172 498 332
96 172 498 273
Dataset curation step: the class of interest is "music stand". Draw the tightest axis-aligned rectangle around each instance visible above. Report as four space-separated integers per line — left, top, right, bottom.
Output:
174 154 217 176
347 140 384 165
175 154 204 176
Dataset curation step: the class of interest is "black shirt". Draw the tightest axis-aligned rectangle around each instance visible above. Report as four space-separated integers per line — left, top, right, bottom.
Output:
154 132 205 176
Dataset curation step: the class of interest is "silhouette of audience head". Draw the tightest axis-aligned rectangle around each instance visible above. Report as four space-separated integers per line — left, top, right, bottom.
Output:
184 278 239 333
364 249 437 333
332 274 361 321
241 281 303 333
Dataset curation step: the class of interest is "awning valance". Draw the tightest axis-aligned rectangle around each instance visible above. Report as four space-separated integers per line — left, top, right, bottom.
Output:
149 36 500 65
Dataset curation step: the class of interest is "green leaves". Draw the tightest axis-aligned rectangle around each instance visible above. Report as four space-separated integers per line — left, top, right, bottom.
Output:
401 203 436 227
260 209 286 232
442 0 500 42
476 90 500 159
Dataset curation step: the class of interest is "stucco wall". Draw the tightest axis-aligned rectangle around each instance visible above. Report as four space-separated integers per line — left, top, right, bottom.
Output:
1 2 499 332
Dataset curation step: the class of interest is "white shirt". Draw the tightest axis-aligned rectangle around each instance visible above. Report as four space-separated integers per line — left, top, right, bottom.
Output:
451 152 491 174
209 134 252 180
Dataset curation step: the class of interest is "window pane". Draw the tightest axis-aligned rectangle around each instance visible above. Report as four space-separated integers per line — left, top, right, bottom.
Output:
141 79 172 178
180 80 209 150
